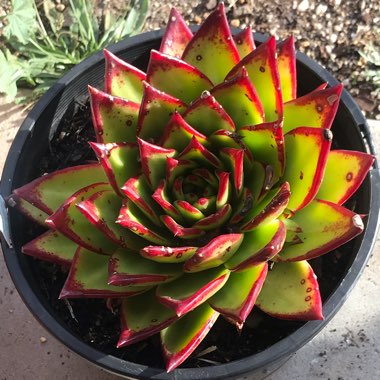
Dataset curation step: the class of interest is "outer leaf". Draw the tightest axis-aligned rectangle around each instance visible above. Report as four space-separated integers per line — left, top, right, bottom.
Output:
225 219 286 271
46 183 117 254
256 261 323 320
219 148 244 196
108 248 182 286
276 199 364 262
316 150 374 205
211 69 264 129
161 303 219 372
282 84 343 134
147 50 213 104
91 142 139 196
282 127 332 211
118 290 178 347
159 7 193 58
276 36 297 102
104 49 146 102
22 230 77 266
208 262 267 326
89 86 139 144
157 267 230 316
181 3 240 84
137 82 187 142
60 247 148 298
13 163 107 215
226 36 283 122
7 193 48 225
183 91 235 136
240 121 285 179
233 27 255 59
184 234 244 272
77 189 146 250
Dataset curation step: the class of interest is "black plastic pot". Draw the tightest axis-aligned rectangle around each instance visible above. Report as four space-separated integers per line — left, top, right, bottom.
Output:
1 30 379 380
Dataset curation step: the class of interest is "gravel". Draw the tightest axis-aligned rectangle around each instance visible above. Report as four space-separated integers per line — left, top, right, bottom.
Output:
145 0 380 120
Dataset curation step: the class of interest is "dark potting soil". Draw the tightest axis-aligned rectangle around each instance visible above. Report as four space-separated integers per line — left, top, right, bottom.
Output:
27 96 361 370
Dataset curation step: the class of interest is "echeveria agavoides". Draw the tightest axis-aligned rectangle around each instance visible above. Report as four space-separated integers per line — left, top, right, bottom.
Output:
10 3 374 372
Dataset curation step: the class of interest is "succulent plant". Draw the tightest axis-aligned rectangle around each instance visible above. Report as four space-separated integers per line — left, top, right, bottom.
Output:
9 3 374 372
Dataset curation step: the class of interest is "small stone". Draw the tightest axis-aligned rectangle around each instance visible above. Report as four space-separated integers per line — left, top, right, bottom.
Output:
330 33 338 43
298 0 309 12
56 3 65 12
316 4 327 15
194 15 202 25
231 19 240 28
205 0 217 10
40 336 47 343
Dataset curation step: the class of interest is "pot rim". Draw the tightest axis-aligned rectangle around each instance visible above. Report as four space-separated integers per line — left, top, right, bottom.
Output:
1 29 380 380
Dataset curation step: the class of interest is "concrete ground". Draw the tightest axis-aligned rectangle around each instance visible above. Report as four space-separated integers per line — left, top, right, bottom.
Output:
0 94 379 380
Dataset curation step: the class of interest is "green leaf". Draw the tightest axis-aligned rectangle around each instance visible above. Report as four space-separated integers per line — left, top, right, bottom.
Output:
60 247 149 298
120 0 149 37
256 261 323 320
161 303 219 372
4 0 37 44
118 289 178 347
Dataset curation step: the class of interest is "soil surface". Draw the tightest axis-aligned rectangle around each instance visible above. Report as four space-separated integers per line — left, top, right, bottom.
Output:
142 0 380 120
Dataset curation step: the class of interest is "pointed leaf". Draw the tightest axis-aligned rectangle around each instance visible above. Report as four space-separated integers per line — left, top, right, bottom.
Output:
157 267 230 316
60 247 148 298
241 182 290 232
118 290 178 347
226 36 283 122
216 171 230 209
161 303 219 372
91 142 139 196
160 7 193 58
109 248 182 286
161 215 205 240
219 148 244 196
282 127 332 211
138 138 176 189
181 3 240 84
46 183 117 254
140 245 197 263
233 27 255 59
161 112 208 152
104 49 146 102
7 194 48 225
282 84 343 134
178 136 222 169
22 230 77 266
137 82 187 142
184 234 244 272
316 150 374 205
209 262 267 325
174 200 205 223
152 180 184 222
89 86 139 144
193 203 232 231
277 36 297 102
240 121 285 179
183 91 235 136
117 199 171 245
256 261 323 320
166 157 196 187
147 50 213 103
225 219 286 271
122 174 161 225
277 199 364 262
211 69 264 129
13 164 107 215
77 189 146 250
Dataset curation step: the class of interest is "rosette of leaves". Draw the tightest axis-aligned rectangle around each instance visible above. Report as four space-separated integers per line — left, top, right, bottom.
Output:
9 4 374 372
